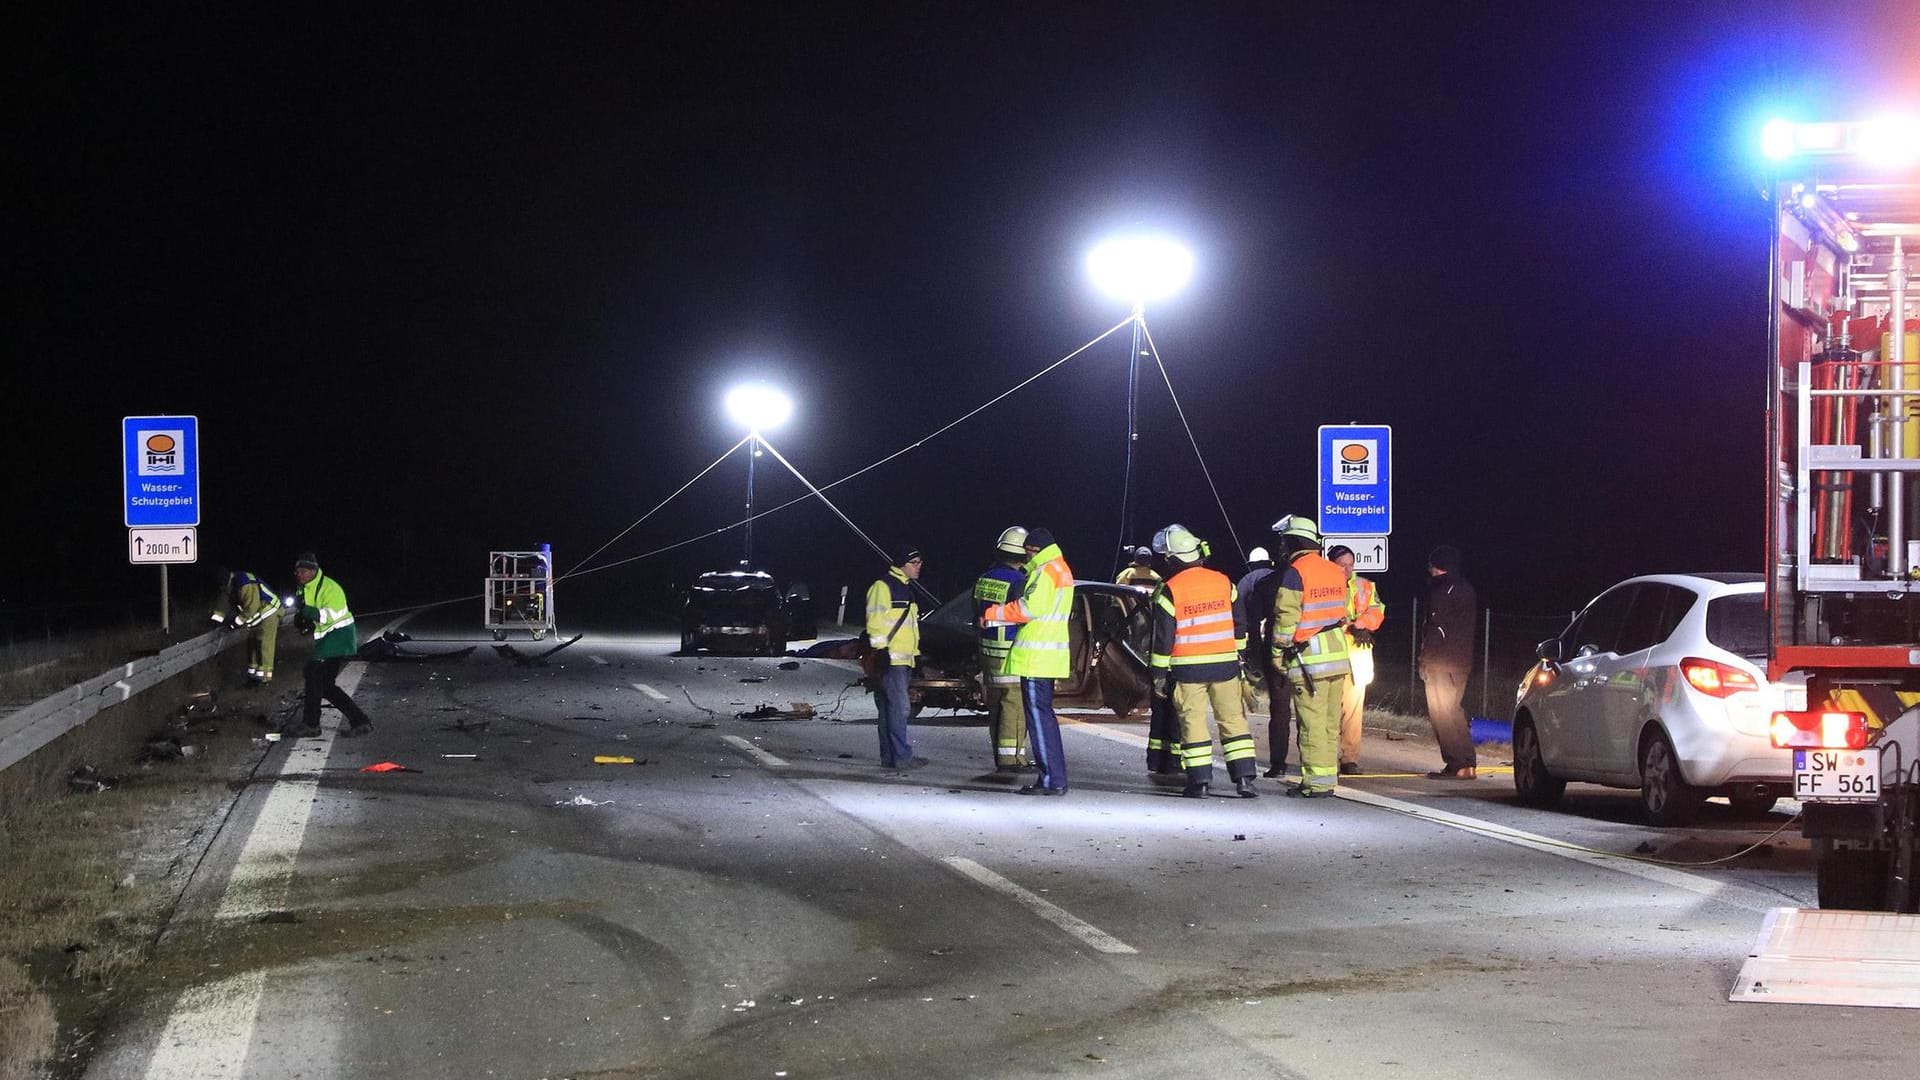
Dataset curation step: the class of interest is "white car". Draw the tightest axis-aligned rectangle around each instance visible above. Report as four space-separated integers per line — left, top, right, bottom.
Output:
1511 573 1802 825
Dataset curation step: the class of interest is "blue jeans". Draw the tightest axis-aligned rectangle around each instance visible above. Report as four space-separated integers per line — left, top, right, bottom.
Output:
1022 677 1066 790
876 664 914 766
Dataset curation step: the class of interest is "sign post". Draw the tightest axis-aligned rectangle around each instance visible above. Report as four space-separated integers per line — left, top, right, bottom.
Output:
123 416 201 635
1317 424 1393 537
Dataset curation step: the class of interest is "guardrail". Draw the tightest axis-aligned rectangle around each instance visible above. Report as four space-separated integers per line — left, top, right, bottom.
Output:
0 621 259 773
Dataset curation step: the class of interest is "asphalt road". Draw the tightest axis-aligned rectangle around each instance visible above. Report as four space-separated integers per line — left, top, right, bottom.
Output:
82 612 1912 1079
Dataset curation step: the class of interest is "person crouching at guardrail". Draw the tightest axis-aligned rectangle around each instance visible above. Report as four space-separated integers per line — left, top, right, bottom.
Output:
287 552 373 738
211 567 280 683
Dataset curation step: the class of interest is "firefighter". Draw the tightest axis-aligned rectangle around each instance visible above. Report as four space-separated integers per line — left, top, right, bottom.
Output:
1115 547 1162 587
289 553 374 738
1149 524 1256 798
865 545 925 770
211 567 280 683
981 528 1074 796
1326 544 1385 774
1268 517 1352 798
974 527 1033 774
1237 546 1292 777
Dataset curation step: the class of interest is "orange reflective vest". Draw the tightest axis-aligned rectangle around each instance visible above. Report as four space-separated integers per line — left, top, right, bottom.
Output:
1150 565 1246 684
1271 551 1352 678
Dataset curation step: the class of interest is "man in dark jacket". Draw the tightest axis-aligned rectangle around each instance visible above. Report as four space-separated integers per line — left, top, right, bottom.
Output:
1237 548 1292 778
1419 545 1477 778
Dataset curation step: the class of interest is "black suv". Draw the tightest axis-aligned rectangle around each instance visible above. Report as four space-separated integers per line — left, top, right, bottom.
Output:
679 571 814 656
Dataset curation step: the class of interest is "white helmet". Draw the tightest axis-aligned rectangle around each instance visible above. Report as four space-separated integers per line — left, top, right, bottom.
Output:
1247 546 1271 564
994 526 1029 556
1152 523 1206 562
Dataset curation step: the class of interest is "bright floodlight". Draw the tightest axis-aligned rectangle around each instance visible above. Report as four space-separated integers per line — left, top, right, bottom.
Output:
725 384 792 432
1760 118 1795 162
1087 235 1195 305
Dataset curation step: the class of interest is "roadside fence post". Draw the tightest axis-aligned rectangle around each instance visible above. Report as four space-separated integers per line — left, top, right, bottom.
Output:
1482 607 1492 718
1409 595 1419 709
837 584 849 627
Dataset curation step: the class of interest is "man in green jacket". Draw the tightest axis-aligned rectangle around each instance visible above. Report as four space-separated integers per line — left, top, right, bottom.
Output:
290 552 373 738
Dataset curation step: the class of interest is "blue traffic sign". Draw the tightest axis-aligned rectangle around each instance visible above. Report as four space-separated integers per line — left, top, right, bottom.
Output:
1318 424 1391 536
123 416 200 527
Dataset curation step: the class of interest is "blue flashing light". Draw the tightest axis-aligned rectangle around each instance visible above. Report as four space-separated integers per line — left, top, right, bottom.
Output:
1761 119 1795 162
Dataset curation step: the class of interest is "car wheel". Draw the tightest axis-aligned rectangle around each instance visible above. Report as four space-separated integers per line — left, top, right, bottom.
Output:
1639 729 1702 826
1511 717 1565 807
1726 791 1779 818
1815 840 1890 910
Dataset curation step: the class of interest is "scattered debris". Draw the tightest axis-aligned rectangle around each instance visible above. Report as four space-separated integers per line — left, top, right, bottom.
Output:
777 660 801 670
556 794 611 807
360 761 422 774
358 634 478 662
838 753 854 759
689 721 718 729
141 737 186 762
1633 841 1658 854
440 753 479 760
440 718 491 734
929 946 954 956
493 634 586 666
256 910 302 924
68 765 114 793
593 755 638 765
711 773 733 779
735 703 816 721
740 676 770 684
1232 834 1247 841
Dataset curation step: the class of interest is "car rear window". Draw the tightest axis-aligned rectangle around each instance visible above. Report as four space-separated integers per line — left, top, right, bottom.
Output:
1705 593 1767 659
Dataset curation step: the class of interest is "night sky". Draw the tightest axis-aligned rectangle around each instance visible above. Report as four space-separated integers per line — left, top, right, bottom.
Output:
15 3 1920 632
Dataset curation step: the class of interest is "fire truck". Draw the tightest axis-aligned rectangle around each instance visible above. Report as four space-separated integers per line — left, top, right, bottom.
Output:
1762 116 1920 911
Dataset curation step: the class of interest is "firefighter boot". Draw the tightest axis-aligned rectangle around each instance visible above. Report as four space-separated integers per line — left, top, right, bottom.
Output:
1235 776 1258 799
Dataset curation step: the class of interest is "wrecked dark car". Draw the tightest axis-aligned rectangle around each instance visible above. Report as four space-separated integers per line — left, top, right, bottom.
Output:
906 580 1156 718
680 571 813 656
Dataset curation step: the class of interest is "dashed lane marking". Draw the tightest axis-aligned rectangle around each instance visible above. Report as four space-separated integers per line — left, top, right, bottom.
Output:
590 655 609 666
631 682 670 702
940 856 1138 955
721 734 789 768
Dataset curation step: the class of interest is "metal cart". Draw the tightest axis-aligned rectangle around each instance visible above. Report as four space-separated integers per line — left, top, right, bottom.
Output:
485 546 555 641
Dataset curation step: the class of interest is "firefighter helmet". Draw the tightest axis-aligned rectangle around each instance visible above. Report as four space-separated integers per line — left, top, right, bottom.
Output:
1153 524 1207 563
1271 515 1322 546
994 526 1029 556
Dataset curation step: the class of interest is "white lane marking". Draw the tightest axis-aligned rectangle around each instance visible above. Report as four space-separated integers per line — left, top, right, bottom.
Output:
721 734 789 768
144 657 372 1078
631 682 670 702
940 856 1137 955
1333 787 1781 914
590 655 609 666
1058 715 1222 767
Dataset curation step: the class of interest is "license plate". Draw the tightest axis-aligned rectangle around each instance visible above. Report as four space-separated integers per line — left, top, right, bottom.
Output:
1793 747 1882 802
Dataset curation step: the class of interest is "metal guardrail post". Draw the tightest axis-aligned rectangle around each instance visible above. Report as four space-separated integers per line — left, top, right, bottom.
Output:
1482 607 1492 718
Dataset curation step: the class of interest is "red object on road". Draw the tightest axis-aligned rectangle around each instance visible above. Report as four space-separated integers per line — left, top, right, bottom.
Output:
360 761 419 773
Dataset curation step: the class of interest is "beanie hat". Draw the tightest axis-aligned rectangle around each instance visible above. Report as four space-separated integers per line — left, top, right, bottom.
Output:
294 552 320 570
1428 545 1462 573
1023 527 1056 549
890 544 922 567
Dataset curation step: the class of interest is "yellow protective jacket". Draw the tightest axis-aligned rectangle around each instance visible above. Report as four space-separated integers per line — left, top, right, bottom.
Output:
1270 551 1352 679
982 544 1074 680
864 567 920 666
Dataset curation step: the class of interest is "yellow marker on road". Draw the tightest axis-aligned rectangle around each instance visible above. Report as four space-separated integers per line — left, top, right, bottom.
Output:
593 755 637 765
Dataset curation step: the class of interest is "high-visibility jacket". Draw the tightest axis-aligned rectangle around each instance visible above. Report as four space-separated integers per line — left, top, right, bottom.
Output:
1270 551 1351 679
981 543 1074 680
974 563 1025 684
1115 565 1162 588
298 572 359 660
1150 565 1246 684
864 566 920 666
1347 574 1385 639
212 571 278 629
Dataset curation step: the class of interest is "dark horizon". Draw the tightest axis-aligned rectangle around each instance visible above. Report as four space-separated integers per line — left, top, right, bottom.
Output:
16 3 1920 635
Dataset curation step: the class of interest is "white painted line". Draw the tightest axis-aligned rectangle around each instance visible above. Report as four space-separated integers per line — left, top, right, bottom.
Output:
632 682 670 702
941 856 1137 955
590 655 609 666
722 734 789 768
1333 786 1782 914
144 659 370 1078
1059 715 1222 767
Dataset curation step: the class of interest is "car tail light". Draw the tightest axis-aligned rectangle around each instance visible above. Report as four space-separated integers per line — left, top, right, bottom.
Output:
1679 657 1759 698
1769 710 1871 749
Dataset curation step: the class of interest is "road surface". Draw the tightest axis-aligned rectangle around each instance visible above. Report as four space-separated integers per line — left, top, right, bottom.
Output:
81 613 1909 1079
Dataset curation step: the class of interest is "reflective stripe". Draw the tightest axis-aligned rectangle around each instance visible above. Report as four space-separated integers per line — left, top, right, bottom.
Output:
1179 629 1236 644
988 674 1021 685
1175 614 1229 629
1020 640 1070 650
